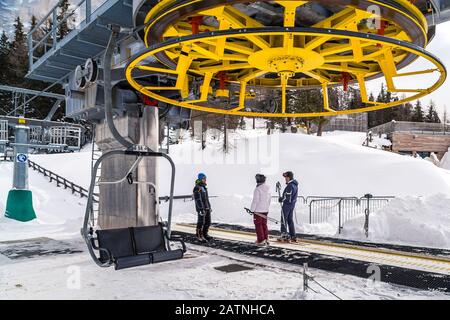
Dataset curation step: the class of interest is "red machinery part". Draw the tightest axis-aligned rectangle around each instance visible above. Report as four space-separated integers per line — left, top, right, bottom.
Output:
188 16 203 35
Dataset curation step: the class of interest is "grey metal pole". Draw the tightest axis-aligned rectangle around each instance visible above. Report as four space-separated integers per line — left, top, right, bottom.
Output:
12 125 30 190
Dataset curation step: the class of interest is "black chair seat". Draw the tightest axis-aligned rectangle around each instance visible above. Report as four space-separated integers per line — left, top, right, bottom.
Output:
133 225 166 254
94 223 185 270
96 228 134 263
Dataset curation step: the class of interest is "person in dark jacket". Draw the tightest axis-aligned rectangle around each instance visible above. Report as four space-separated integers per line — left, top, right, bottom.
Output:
278 171 298 241
193 173 212 241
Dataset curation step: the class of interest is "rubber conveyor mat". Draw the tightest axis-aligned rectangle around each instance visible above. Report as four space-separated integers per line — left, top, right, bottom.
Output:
173 223 450 292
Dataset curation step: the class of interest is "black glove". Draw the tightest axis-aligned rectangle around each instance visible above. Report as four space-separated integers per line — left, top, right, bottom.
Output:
278 197 283 203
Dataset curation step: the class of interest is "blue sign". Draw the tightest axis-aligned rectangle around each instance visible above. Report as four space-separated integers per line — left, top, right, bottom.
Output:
16 153 28 163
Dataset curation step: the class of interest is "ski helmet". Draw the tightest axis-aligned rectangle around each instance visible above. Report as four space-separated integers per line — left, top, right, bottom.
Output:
255 174 266 184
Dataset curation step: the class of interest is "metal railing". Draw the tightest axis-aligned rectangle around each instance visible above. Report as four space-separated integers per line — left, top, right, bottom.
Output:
1 155 210 205
309 195 394 233
28 159 90 198
27 0 98 68
0 120 8 142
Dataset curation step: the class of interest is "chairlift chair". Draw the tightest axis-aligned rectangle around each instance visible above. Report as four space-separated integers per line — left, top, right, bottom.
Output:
81 149 186 270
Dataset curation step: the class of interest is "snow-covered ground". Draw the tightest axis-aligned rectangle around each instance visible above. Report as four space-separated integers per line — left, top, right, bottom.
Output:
0 161 86 242
1 129 450 248
1 129 450 299
1 240 447 300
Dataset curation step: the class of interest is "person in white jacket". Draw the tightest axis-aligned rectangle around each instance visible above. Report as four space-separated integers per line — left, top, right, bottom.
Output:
250 174 272 245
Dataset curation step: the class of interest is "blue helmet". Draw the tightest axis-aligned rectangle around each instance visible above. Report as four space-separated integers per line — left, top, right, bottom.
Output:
198 173 206 180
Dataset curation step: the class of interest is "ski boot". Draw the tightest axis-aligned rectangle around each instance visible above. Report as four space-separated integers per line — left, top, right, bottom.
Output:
203 234 213 242
276 233 290 243
289 237 299 244
196 228 206 242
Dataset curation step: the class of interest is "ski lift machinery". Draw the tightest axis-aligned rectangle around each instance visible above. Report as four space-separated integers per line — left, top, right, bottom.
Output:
81 25 186 270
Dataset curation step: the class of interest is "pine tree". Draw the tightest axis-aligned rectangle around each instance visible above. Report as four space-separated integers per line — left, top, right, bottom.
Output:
0 31 11 113
412 100 424 122
29 15 44 58
8 17 28 85
425 101 434 123
0 31 10 83
402 102 413 121
57 0 73 40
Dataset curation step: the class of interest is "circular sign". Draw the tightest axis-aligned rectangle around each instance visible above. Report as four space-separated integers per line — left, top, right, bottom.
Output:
16 153 28 163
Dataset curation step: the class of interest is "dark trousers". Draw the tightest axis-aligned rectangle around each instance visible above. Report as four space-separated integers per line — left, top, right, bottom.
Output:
281 205 296 238
253 212 268 242
197 209 211 236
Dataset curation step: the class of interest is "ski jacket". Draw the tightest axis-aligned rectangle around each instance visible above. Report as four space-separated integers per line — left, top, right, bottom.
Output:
193 180 211 212
250 183 271 213
281 179 298 208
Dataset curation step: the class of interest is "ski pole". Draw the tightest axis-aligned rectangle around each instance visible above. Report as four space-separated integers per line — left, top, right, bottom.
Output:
276 181 287 234
244 207 279 224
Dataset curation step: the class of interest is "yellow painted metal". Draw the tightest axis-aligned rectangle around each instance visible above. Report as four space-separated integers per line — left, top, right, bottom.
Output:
215 89 229 98
126 29 446 118
143 0 427 53
322 82 335 112
248 47 324 74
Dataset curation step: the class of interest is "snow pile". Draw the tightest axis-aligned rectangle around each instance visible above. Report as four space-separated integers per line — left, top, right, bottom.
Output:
0 161 86 241
339 194 450 248
441 147 450 170
322 131 391 149
158 131 450 247
29 145 93 188
159 131 450 198
425 152 441 166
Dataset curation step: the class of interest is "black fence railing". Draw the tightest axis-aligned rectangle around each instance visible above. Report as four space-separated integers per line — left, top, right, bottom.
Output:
28 159 90 198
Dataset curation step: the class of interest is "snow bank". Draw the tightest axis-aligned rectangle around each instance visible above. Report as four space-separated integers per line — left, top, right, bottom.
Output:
322 131 391 149
0 162 86 241
29 144 93 188
339 194 450 248
158 131 450 248
441 147 450 170
159 132 450 198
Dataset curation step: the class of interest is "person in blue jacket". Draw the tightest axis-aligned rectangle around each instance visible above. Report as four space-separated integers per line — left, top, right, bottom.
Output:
193 173 212 241
278 171 298 242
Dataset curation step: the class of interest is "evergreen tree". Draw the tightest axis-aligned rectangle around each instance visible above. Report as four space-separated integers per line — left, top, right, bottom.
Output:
0 31 10 83
0 31 11 113
8 17 28 85
425 100 440 123
29 15 44 58
411 100 424 122
57 0 73 40
402 101 413 121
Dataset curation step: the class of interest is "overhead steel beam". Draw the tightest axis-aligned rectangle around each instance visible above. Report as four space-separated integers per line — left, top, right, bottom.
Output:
0 85 65 100
0 116 82 129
